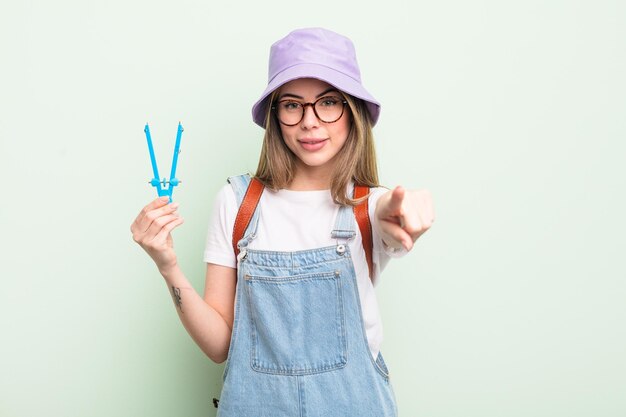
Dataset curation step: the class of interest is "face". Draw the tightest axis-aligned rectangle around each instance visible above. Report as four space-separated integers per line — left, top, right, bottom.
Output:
276 78 351 178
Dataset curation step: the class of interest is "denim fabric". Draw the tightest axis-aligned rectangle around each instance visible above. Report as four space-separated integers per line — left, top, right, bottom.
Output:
218 174 397 417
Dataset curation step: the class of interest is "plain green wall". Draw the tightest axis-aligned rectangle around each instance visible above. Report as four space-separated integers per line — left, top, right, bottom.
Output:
1 0 625 416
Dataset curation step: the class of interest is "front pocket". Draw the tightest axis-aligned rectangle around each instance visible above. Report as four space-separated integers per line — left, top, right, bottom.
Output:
245 270 347 375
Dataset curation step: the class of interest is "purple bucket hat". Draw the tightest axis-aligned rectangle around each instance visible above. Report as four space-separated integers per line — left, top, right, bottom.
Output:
251 27 381 128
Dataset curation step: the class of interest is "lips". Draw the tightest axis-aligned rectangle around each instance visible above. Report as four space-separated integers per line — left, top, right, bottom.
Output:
298 138 328 151
299 138 327 143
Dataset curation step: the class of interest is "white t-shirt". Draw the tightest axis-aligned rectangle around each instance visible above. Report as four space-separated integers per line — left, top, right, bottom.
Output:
203 183 405 360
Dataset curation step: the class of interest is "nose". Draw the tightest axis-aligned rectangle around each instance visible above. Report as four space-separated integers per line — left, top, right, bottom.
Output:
300 103 319 129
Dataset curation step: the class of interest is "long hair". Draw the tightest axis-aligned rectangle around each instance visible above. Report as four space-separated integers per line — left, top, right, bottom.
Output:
254 90 380 206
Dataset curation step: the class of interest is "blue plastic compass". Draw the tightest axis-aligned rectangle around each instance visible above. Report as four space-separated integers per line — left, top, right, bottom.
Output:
143 122 184 203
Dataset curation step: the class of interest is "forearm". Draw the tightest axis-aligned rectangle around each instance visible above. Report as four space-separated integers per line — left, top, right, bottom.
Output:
160 265 231 363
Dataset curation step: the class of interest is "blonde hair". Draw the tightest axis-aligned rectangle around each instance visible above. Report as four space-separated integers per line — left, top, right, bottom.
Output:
254 90 380 206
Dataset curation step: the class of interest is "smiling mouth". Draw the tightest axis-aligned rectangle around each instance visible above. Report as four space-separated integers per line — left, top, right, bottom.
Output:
298 138 328 144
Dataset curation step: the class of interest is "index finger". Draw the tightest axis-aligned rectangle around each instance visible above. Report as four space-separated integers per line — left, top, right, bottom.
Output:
135 196 172 222
379 186 405 218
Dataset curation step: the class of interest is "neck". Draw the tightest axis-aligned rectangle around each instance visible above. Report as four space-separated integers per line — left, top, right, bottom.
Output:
287 163 333 191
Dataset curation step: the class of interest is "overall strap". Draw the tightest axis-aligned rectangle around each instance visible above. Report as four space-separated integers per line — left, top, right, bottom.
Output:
228 174 253 204
230 175 265 258
353 185 374 281
231 180 373 281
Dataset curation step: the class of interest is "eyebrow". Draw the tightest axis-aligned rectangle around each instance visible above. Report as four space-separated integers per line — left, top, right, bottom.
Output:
278 87 339 100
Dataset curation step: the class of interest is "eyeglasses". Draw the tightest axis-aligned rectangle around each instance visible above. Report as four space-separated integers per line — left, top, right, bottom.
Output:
272 96 348 126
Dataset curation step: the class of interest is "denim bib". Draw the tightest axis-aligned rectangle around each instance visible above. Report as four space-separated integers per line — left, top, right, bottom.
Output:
217 174 397 417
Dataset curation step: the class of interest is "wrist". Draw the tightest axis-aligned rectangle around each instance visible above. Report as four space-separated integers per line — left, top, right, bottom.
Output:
159 262 181 280
382 239 402 251
382 239 408 257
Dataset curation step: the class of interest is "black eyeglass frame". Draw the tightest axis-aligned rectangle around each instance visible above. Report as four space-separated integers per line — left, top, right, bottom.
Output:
271 96 348 126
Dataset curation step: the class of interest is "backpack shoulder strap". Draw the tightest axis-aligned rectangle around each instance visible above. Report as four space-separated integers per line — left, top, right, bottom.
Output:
230 179 373 280
353 185 374 281
231 176 265 258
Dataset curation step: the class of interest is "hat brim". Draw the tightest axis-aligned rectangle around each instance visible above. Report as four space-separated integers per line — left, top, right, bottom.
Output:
251 63 380 128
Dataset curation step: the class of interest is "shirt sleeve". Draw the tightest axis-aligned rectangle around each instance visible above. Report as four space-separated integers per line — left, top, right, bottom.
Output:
203 184 238 269
368 187 408 285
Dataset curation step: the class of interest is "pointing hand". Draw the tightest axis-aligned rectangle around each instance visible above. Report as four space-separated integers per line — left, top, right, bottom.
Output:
374 186 435 251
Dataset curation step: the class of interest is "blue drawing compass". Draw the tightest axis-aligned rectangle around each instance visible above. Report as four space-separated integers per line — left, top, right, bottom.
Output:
143 122 184 203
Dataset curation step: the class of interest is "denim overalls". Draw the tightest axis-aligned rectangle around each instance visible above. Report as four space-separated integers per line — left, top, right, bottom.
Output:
217 175 398 417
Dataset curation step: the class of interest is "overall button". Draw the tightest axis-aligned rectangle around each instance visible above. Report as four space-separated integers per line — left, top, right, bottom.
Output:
336 244 346 254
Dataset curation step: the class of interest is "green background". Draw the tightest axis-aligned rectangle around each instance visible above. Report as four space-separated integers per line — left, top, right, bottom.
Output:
1 0 624 416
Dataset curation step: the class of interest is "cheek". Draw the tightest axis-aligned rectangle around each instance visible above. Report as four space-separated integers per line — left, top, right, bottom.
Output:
335 119 351 143
279 125 294 142
279 126 298 151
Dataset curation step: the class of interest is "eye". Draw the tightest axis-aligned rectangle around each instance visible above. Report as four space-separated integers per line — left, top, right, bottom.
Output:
318 97 342 107
281 101 302 111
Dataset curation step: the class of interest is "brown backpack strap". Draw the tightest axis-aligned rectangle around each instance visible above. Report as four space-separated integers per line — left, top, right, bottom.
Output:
353 185 374 281
232 180 373 280
232 177 265 258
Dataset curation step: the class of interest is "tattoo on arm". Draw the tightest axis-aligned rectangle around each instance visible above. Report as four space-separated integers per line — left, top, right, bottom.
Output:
171 285 183 313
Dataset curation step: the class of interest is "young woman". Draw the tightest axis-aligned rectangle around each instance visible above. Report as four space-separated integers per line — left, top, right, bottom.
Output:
131 27 434 416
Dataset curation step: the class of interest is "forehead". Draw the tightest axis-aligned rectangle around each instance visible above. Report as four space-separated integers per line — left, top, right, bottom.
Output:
277 78 337 97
